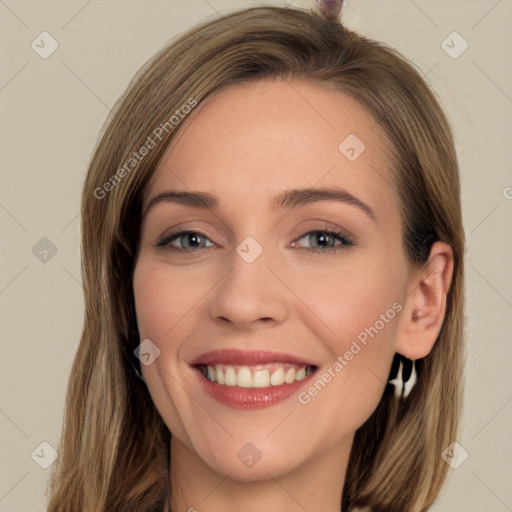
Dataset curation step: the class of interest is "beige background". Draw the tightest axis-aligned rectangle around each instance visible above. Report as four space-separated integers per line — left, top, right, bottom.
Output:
1 1 511 510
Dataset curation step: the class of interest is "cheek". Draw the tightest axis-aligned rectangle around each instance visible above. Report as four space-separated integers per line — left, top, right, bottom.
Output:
293 256 402 352
291 260 401 418
132 260 199 443
133 259 203 340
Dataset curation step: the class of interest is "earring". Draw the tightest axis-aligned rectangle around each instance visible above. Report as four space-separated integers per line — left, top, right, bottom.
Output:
135 365 146 383
130 359 146 383
388 354 417 399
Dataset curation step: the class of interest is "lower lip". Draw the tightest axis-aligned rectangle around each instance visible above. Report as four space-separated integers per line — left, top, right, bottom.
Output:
193 368 316 409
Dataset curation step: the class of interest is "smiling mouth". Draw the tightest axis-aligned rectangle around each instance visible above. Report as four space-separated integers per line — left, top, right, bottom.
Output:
194 363 317 389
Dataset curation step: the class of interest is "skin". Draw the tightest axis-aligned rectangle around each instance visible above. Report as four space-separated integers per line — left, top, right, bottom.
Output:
132 78 454 512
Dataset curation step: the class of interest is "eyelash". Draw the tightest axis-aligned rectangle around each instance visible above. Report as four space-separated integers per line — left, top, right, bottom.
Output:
155 227 355 255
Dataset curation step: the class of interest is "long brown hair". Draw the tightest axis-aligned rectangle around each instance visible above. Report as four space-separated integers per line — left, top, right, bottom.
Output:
47 6 465 511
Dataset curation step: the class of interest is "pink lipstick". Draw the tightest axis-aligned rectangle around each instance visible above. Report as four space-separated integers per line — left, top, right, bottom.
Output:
190 349 318 409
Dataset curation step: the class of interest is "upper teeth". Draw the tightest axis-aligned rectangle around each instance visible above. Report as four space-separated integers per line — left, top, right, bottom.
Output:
199 363 315 388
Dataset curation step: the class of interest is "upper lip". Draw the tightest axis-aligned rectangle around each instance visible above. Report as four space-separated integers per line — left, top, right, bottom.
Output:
190 349 317 367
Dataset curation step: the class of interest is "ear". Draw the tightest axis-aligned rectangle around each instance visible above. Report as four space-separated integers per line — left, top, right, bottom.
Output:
395 241 454 360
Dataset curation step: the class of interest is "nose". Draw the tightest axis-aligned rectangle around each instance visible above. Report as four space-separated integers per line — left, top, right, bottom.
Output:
208 246 289 328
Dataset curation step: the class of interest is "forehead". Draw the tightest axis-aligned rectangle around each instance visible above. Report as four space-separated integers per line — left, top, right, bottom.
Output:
144 78 397 219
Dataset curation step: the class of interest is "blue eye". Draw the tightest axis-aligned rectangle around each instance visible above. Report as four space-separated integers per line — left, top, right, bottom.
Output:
292 229 354 253
155 227 354 254
155 229 214 251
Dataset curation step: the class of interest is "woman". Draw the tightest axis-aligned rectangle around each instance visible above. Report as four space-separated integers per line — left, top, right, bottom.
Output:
48 4 465 511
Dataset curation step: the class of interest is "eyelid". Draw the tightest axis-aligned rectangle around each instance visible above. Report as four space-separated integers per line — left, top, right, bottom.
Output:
155 224 356 254
290 228 355 254
155 222 221 246
155 227 215 249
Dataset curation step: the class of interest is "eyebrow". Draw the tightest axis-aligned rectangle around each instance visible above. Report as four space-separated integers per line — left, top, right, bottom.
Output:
143 186 377 222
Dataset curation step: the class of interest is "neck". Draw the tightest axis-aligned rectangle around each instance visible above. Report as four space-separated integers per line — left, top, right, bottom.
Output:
166 433 353 512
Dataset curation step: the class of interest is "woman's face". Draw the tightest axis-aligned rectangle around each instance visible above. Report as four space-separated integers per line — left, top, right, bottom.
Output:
133 78 413 481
